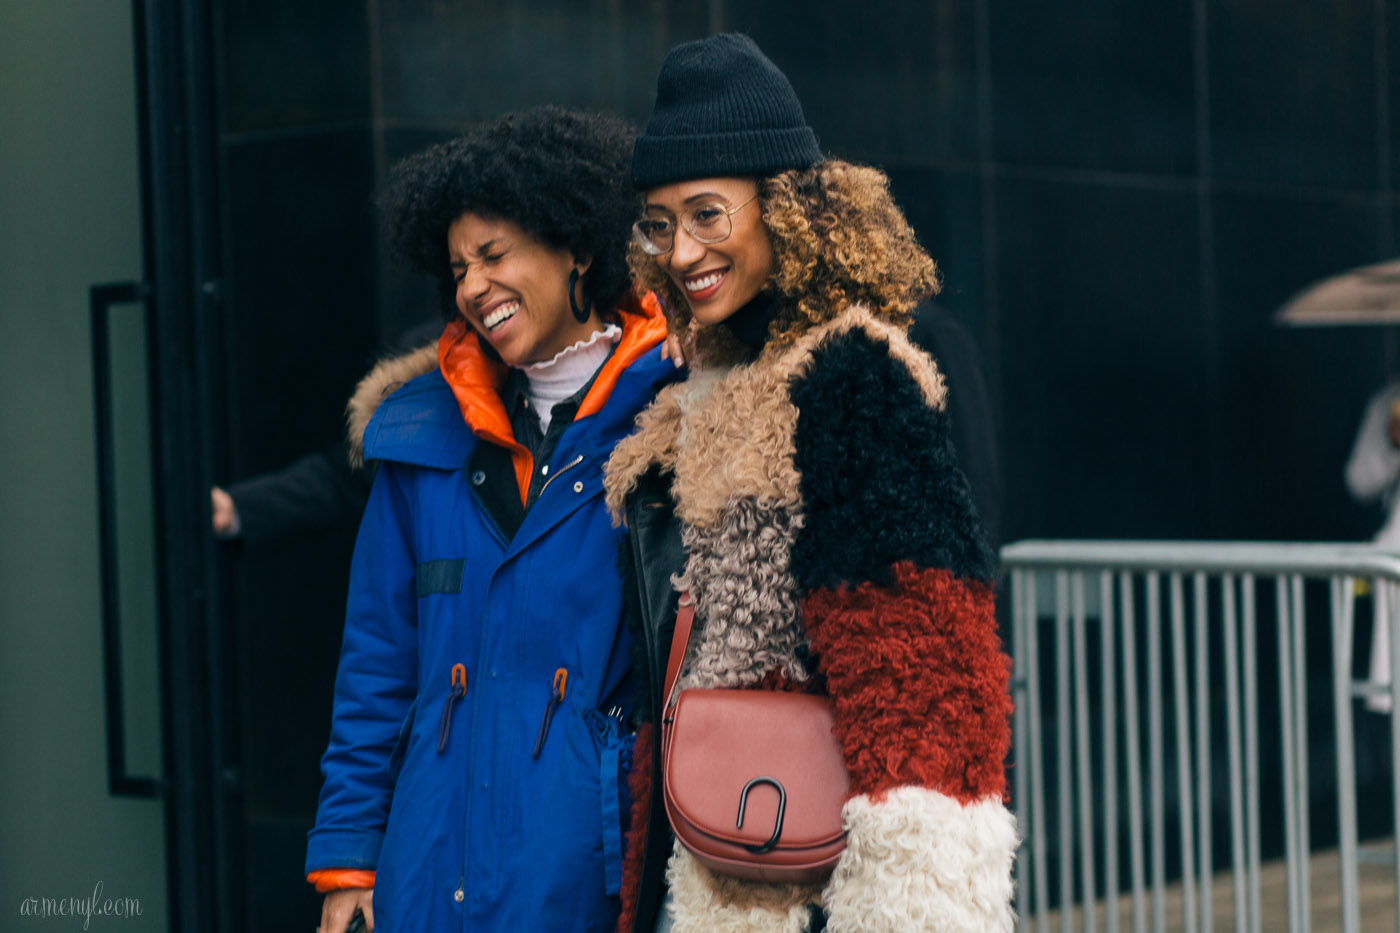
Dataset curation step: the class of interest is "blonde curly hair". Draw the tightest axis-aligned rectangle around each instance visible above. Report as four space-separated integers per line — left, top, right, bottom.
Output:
628 159 940 355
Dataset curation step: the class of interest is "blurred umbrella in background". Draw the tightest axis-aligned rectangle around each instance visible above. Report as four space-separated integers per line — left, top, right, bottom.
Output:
1276 257 1400 329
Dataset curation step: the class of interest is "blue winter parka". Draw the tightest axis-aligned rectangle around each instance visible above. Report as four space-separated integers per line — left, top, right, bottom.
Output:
306 301 676 932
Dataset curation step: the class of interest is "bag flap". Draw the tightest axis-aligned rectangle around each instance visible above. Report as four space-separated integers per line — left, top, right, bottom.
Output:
664 690 849 849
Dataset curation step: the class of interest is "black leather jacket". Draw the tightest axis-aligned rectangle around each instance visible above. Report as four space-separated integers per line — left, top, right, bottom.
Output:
622 466 686 933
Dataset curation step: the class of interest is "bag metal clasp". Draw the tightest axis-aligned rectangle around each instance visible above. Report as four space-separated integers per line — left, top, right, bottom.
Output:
736 775 786 854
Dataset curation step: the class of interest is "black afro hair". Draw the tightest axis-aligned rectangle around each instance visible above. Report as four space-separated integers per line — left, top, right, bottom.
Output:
381 106 639 322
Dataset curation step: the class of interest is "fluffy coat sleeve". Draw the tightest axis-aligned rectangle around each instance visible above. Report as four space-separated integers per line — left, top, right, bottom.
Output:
788 328 1015 932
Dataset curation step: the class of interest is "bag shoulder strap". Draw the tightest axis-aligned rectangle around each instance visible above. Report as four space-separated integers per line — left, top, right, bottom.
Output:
662 593 696 712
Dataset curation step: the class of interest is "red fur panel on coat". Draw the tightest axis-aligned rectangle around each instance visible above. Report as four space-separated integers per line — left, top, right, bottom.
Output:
802 561 1011 803
615 721 654 933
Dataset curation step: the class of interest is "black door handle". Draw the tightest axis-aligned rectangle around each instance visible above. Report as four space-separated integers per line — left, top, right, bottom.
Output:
91 281 164 799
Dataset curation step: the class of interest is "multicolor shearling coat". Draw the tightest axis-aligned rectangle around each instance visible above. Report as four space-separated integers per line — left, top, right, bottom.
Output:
603 304 1017 933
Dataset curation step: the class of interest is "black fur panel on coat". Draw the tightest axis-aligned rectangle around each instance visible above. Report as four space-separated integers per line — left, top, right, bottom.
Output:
789 329 996 591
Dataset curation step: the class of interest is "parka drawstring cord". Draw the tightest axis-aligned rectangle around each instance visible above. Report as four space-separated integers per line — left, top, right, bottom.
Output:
437 664 468 753
532 668 569 759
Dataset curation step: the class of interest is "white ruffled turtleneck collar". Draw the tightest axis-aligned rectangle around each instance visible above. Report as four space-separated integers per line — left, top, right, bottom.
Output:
519 323 621 432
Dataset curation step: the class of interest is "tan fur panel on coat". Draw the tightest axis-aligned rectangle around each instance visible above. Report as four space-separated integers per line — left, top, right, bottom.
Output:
344 344 439 468
664 362 803 529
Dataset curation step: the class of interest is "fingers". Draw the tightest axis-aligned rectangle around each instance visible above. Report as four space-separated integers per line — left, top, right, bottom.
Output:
320 903 346 933
210 486 235 534
318 896 339 933
664 333 688 367
320 889 371 933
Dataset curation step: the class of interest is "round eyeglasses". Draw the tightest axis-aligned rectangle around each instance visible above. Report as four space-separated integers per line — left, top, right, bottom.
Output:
632 194 759 256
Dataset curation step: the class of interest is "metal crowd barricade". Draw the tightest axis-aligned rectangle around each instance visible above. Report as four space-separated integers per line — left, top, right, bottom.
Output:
1001 541 1400 933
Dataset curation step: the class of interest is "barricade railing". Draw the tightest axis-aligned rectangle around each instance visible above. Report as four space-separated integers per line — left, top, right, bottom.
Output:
1001 541 1400 933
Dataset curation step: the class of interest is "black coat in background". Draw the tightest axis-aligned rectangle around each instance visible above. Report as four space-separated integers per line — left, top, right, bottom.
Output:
907 301 1002 548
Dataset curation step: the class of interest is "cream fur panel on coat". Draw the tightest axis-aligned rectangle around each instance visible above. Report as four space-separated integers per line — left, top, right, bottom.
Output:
823 788 1017 933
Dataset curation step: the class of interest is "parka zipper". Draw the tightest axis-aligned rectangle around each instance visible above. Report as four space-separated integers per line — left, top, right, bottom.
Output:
531 668 569 759
437 663 468 753
538 454 584 498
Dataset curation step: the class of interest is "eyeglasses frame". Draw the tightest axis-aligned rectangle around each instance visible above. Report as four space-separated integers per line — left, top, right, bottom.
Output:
632 193 760 256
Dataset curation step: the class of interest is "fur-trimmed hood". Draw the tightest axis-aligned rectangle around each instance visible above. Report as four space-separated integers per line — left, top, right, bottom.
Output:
345 344 438 469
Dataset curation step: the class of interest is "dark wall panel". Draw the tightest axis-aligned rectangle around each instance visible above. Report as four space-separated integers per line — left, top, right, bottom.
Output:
1209 0 1378 189
995 179 1206 540
224 130 380 473
220 0 371 132
1212 190 1389 540
725 0 981 166
377 0 709 127
988 0 1197 175
1391 11 1400 192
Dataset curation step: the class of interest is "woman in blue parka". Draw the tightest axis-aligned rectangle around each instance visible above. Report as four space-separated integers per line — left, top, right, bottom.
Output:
305 106 675 933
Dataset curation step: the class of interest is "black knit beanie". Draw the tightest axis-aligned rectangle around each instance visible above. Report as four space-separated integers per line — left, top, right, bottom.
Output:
632 33 823 190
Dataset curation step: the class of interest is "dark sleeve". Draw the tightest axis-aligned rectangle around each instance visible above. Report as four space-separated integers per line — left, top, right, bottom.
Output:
226 442 373 544
907 302 1003 548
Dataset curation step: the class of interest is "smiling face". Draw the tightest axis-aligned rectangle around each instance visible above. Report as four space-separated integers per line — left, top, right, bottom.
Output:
640 177 775 327
447 213 599 367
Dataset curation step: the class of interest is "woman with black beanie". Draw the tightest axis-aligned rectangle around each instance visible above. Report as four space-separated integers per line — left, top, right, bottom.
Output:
604 34 1016 933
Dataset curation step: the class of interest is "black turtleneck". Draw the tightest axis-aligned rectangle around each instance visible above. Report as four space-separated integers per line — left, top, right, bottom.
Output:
721 288 782 354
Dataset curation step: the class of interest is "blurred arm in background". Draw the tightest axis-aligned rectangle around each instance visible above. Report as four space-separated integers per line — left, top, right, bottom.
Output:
1345 381 1400 507
211 444 370 543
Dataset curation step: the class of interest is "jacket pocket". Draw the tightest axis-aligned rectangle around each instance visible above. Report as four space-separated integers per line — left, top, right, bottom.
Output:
387 699 418 783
